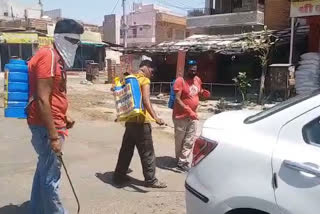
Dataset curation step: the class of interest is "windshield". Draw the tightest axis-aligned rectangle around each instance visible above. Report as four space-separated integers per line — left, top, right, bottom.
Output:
244 90 320 124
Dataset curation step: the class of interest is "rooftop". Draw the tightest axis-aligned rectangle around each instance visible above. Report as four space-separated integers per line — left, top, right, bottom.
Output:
123 26 309 55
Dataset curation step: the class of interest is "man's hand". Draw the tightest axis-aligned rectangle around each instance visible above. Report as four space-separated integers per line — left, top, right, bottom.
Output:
51 138 62 154
201 89 211 99
185 106 199 120
155 117 165 126
66 116 75 129
189 111 199 120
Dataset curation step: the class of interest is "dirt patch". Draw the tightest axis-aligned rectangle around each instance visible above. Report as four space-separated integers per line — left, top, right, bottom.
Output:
68 89 116 121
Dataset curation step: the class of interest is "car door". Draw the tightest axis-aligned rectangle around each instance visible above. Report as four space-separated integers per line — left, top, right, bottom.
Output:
272 106 320 214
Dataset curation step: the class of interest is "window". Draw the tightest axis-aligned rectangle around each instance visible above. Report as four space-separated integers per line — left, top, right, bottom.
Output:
303 118 320 146
258 0 265 11
120 29 124 38
4 12 8 16
140 27 143 31
244 90 320 124
132 28 137 38
232 0 243 9
175 29 185 40
167 28 173 38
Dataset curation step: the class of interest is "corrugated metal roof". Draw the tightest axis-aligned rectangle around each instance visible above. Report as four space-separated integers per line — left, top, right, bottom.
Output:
124 25 309 55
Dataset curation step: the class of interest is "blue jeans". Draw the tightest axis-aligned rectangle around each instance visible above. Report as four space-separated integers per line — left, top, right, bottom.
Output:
29 125 67 214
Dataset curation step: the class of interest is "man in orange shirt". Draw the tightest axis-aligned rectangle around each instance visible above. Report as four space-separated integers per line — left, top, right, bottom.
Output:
173 60 210 172
27 19 84 214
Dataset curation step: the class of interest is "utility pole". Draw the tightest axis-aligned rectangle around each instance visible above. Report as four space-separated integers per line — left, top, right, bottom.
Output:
38 0 44 17
122 0 128 48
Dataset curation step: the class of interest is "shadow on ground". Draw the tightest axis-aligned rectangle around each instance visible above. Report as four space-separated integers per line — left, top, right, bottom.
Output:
95 171 149 193
156 156 181 173
0 201 29 214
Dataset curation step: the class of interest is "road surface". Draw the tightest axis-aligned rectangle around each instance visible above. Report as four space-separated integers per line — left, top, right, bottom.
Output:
0 113 186 214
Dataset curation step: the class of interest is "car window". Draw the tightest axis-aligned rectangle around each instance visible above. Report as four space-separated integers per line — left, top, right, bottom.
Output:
244 90 320 124
303 117 320 147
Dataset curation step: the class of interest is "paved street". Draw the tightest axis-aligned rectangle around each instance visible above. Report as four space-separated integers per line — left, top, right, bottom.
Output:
0 111 186 214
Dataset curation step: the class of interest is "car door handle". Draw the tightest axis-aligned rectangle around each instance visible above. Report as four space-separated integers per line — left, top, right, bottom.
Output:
284 160 320 177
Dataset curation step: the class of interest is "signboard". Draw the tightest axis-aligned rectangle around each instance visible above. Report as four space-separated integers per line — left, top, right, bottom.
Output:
291 0 320 17
38 36 54 47
2 33 38 44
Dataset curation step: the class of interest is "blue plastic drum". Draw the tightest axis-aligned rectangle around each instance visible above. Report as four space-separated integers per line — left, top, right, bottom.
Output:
4 59 29 119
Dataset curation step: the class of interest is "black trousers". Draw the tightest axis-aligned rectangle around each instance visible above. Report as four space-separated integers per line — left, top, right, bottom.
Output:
115 123 157 183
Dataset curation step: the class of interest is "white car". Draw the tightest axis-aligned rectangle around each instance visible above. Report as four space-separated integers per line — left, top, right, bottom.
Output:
186 91 320 214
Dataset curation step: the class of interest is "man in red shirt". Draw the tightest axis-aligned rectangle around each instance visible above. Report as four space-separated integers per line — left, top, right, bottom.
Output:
173 60 210 172
27 19 84 214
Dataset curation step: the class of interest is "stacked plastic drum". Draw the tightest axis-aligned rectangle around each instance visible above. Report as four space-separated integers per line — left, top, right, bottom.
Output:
295 52 320 95
4 59 29 119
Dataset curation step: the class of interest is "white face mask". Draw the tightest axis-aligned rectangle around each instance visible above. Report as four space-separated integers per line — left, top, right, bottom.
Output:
54 33 80 68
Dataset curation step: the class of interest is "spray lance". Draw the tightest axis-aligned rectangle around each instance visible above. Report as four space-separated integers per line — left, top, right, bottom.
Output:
56 151 81 214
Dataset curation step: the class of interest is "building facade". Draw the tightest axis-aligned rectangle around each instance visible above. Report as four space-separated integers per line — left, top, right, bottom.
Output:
43 9 62 20
0 0 42 20
187 0 290 35
122 3 186 47
102 14 121 44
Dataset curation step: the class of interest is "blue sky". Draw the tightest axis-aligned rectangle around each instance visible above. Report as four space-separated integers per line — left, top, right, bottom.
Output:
22 0 205 25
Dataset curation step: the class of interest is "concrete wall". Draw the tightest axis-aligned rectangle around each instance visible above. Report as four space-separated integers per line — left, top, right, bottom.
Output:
156 13 186 43
127 8 156 43
156 22 186 43
120 3 186 47
103 14 120 44
44 9 61 20
265 0 290 30
187 11 264 29
105 49 122 64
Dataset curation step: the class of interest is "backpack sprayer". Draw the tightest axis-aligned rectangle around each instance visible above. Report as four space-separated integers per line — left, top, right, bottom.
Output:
4 58 81 213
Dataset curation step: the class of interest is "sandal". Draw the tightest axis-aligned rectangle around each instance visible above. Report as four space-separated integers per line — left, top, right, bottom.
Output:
145 180 167 189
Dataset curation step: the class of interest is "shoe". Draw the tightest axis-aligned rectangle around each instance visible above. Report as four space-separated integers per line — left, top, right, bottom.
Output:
177 163 190 172
112 173 130 186
145 180 167 189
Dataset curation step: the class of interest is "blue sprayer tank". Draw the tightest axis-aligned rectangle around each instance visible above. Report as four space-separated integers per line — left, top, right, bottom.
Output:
113 75 144 121
4 59 29 119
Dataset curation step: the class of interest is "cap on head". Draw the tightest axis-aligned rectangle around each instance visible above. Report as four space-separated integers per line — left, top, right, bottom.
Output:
187 60 197 66
54 19 84 34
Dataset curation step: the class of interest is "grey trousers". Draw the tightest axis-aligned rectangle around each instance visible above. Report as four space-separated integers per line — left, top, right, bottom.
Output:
173 118 198 165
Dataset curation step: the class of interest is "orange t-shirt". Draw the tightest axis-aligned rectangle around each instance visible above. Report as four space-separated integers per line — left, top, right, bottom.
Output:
27 47 68 128
173 76 202 119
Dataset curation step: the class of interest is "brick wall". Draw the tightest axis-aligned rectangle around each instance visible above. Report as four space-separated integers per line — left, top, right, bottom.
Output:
307 17 320 52
265 0 290 30
156 22 186 43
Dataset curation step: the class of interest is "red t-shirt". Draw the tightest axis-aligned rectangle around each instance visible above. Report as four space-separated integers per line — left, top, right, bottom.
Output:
173 76 202 119
27 47 68 128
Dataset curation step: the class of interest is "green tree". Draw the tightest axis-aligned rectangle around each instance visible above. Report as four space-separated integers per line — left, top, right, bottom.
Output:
245 27 278 104
233 72 251 103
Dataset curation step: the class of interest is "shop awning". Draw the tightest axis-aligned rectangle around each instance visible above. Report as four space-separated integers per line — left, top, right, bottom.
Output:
80 31 105 47
0 33 38 44
39 36 54 47
80 41 106 47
